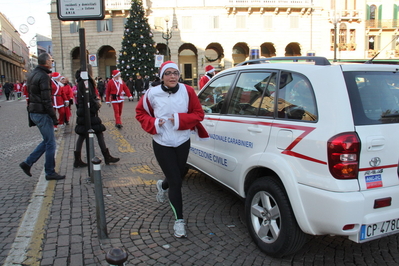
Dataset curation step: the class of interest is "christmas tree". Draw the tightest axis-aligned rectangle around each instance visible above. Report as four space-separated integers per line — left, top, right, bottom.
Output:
117 0 158 80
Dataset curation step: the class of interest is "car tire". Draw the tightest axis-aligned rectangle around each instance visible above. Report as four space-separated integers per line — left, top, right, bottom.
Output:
245 177 307 257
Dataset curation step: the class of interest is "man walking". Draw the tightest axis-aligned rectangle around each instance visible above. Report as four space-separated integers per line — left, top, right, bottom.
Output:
134 74 144 101
19 52 65 181
126 76 135 101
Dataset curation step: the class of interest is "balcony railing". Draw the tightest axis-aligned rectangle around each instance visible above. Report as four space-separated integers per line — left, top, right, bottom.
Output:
328 10 362 21
227 0 312 6
366 19 399 29
105 0 131 11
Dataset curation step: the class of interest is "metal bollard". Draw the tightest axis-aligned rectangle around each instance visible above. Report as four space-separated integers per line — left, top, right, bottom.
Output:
88 129 95 183
105 247 128 266
92 156 108 239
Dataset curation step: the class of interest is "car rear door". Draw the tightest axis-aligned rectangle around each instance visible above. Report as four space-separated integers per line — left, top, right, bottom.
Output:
344 69 399 190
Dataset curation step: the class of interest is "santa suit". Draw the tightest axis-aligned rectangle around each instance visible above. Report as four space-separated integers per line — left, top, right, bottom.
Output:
51 79 68 125
106 78 132 125
22 82 28 102
199 74 212 90
136 83 209 147
14 83 22 99
63 83 73 123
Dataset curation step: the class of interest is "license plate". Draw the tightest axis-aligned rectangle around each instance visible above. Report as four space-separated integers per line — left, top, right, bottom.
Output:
360 218 399 241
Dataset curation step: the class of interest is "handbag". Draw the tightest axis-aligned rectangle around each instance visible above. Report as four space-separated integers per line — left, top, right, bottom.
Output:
27 106 36 127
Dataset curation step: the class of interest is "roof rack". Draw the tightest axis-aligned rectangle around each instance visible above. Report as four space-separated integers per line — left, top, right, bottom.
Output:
236 56 331 66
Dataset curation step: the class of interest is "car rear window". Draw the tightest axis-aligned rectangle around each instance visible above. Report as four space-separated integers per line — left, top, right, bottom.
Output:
344 71 399 125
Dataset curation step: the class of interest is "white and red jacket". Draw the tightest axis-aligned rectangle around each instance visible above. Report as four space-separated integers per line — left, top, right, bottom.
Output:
136 83 209 147
105 78 132 103
14 83 23 93
51 80 68 108
199 74 211 90
22 82 28 101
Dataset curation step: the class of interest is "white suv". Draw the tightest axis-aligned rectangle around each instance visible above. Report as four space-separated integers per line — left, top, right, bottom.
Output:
187 56 399 257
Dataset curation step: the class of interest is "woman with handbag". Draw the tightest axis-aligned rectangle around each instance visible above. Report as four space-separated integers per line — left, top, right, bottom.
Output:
73 66 119 167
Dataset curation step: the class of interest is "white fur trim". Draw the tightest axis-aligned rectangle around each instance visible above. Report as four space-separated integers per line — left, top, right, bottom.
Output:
160 62 179 77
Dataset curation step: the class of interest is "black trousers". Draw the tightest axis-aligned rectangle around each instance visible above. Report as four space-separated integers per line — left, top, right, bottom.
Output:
75 132 107 153
153 139 190 220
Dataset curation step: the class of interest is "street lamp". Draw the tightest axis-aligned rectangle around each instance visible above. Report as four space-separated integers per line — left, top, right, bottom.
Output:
156 17 175 61
330 11 341 62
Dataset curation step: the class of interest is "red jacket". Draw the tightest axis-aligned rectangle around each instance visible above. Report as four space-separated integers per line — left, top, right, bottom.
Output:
63 84 74 101
199 75 211 90
14 83 23 92
51 80 68 108
22 83 28 101
136 84 209 141
105 78 132 103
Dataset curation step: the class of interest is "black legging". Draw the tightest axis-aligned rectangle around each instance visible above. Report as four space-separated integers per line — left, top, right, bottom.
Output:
75 132 107 153
153 139 190 220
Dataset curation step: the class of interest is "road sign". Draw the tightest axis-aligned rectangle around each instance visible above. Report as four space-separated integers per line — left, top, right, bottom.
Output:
57 0 105 21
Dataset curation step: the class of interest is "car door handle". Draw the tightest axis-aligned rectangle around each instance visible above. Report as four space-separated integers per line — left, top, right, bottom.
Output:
248 126 262 133
367 137 385 151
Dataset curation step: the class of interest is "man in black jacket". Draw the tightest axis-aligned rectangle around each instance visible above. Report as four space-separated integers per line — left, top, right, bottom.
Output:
3 81 13 100
126 76 135 101
19 52 65 181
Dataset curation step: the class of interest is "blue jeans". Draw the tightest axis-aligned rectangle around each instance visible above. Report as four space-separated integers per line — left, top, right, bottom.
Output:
25 113 56 176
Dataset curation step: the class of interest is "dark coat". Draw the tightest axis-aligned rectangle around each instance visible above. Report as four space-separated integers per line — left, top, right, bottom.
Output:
97 80 105 95
134 78 144 92
26 65 58 124
74 74 106 136
3 82 13 93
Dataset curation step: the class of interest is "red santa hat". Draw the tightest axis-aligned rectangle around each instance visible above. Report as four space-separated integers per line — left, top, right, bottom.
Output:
159 61 179 78
52 72 61 79
205 65 215 74
112 70 121 78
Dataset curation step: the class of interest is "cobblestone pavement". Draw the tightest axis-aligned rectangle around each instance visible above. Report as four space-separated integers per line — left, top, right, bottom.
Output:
1 97 399 266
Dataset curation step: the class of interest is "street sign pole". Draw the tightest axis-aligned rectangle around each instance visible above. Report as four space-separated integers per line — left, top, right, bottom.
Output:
56 0 104 177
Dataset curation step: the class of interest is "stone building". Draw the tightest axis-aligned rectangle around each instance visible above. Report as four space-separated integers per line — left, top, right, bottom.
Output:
48 0 398 88
0 13 30 84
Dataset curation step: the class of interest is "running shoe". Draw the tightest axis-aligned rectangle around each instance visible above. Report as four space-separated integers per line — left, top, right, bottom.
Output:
156 180 168 203
174 219 187 238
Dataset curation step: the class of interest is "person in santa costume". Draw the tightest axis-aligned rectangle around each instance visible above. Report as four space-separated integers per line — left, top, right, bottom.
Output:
51 72 69 130
22 80 29 103
136 61 209 239
60 76 73 125
105 69 133 128
199 65 216 90
14 80 23 100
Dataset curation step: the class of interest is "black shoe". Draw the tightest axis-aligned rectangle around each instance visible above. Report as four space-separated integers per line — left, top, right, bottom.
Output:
19 162 32 177
65 121 69 125
45 173 65 181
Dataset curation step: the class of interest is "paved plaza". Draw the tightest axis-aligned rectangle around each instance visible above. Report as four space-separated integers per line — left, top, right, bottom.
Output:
0 97 398 265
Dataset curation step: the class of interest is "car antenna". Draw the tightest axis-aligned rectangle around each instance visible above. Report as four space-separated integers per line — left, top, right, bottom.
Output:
365 36 398 64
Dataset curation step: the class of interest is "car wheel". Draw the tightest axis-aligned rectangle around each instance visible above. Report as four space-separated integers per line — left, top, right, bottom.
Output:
245 177 307 257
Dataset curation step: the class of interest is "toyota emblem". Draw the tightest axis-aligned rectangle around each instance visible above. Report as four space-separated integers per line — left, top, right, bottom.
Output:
369 157 381 167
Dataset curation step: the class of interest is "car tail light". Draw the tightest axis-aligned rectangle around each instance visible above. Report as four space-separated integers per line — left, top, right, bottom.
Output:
342 224 355 230
374 197 391 209
327 132 360 179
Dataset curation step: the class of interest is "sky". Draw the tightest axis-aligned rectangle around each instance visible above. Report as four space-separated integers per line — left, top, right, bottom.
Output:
1 0 52 47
